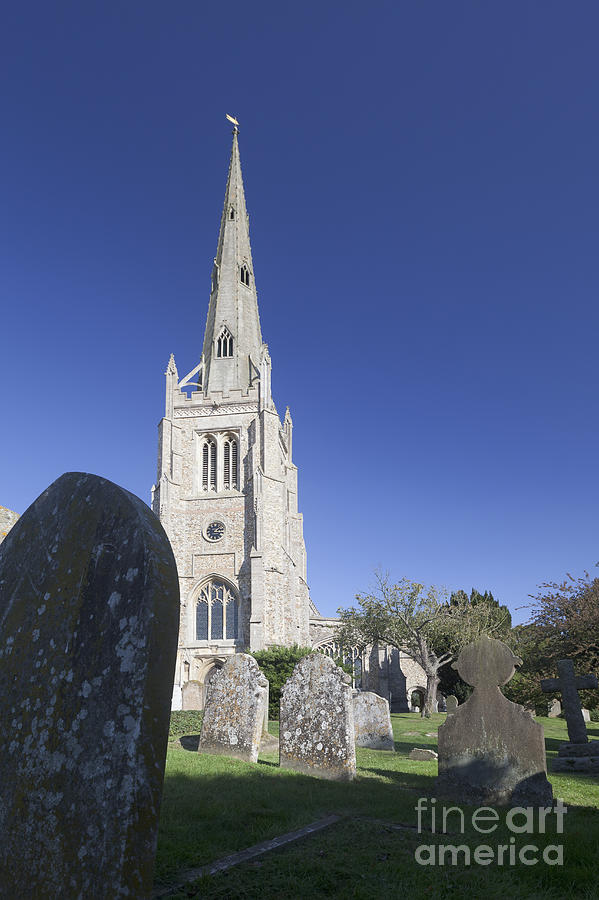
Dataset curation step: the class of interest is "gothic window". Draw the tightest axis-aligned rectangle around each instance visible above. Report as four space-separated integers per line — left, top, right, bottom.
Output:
229 206 235 220
240 264 250 287
216 327 233 358
201 437 217 492
223 434 238 490
195 579 239 641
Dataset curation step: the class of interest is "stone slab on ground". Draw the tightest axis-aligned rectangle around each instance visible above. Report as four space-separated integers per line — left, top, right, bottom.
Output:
437 635 553 806
409 748 438 761
198 653 268 764
280 653 356 781
353 691 394 750
0 472 180 898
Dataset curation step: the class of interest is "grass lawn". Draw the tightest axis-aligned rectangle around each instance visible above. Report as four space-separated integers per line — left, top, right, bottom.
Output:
154 714 599 899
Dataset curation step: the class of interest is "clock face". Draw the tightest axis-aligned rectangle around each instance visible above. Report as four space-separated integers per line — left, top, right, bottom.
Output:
205 521 225 542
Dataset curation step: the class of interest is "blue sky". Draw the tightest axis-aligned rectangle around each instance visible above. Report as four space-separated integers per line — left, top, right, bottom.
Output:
2 2 598 623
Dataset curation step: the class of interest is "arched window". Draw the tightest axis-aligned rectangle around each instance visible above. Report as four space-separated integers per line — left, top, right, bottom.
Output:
229 206 235 220
240 264 250 287
216 327 233 358
223 434 238 490
195 579 239 641
201 437 217 492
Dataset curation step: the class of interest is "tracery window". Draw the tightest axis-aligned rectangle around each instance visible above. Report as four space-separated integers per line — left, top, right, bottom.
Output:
223 434 238 490
195 579 239 641
216 327 233 358
199 433 239 493
240 264 250 287
201 437 217 492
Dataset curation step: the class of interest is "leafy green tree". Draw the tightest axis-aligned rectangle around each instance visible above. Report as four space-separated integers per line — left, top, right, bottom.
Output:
436 589 512 702
503 572 599 711
249 644 312 720
336 573 510 717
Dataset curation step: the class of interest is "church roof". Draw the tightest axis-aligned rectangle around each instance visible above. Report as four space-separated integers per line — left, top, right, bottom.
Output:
201 127 263 397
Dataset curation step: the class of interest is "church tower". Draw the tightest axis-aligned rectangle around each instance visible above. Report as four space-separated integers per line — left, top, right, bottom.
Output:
152 127 311 709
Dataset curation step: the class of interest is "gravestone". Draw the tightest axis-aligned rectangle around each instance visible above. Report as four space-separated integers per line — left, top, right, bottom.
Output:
353 691 394 750
280 653 356 781
182 680 203 710
582 708 591 723
0 472 180 898
198 653 268 764
445 695 458 714
548 698 562 718
541 658 599 772
437 635 553 805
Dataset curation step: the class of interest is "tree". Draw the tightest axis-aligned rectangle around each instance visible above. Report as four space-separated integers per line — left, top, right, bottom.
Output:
436 589 512 702
507 570 599 711
335 573 511 717
250 645 312 719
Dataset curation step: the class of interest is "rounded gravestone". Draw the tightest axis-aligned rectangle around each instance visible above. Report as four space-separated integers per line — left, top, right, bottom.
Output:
0 473 180 898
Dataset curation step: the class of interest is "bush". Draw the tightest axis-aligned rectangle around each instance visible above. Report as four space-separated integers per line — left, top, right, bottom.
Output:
249 644 313 719
169 710 203 740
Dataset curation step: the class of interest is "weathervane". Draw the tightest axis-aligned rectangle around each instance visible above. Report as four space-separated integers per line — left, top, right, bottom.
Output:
226 113 239 133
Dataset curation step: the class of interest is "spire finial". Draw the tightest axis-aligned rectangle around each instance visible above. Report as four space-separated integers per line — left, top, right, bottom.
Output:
226 113 240 134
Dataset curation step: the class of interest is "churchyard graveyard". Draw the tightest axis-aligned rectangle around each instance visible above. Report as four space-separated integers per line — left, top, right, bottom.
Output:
156 711 599 899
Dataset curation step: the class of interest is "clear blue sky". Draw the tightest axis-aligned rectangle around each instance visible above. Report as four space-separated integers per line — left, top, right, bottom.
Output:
2 2 598 624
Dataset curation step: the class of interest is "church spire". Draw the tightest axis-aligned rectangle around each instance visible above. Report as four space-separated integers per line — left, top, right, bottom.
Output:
201 126 263 398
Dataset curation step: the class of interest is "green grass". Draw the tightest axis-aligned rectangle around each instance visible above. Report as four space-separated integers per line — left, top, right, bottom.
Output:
154 714 599 898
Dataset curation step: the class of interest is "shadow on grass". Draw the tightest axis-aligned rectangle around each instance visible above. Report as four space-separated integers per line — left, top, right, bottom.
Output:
179 734 201 751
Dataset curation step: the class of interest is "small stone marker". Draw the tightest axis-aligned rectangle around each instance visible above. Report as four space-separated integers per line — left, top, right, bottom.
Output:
0 473 180 898
582 708 591 723
548 698 562 718
541 658 599 771
437 635 553 805
198 653 268 764
280 653 356 781
445 695 458 714
353 691 394 750
409 748 438 761
182 679 203 710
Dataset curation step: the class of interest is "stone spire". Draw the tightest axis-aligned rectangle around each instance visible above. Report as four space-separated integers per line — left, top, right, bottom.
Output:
201 127 263 397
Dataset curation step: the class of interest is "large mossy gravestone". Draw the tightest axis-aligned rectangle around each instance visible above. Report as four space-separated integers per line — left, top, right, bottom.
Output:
437 635 553 806
198 653 268 763
279 653 356 781
0 473 180 898
353 691 394 750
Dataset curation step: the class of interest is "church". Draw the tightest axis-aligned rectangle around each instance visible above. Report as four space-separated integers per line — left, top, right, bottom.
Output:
152 126 425 711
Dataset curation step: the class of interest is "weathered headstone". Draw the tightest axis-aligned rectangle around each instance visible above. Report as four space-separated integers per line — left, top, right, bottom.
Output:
541 658 599 771
548 698 562 718
0 473 180 898
182 679 203 710
582 708 591 723
445 695 458 714
409 748 438 761
353 691 394 750
198 653 268 763
280 653 356 781
437 635 553 805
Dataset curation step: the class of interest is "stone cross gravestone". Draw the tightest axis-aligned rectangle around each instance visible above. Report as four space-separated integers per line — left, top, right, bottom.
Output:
353 691 394 750
198 653 268 763
445 695 458 714
280 653 356 781
437 635 553 805
541 659 599 771
0 473 180 898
